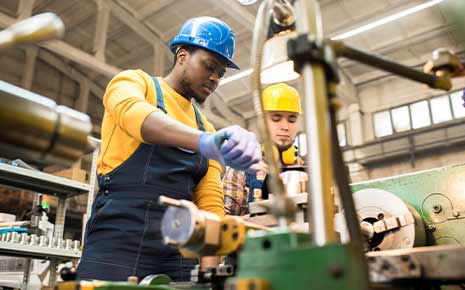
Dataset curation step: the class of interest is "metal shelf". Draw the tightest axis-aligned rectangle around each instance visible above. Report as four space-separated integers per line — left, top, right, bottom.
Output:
0 242 81 260
0 163 90 197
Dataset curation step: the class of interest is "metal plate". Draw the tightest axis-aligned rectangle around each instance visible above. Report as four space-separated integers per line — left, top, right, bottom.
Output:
0 163 89 197
367 245 465 283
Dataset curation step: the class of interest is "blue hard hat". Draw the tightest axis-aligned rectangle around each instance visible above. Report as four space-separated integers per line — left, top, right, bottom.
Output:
169 17 239 70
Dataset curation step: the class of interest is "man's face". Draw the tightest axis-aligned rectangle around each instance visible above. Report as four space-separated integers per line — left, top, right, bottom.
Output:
266 111 299 151
178 48 227 103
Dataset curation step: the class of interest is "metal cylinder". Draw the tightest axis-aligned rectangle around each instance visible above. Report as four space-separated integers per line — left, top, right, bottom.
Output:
29 234 38 246
65 239 72 250
11 232 19 243
296 0 337 245
5 232 12 242
48 237 57 248
20 233 29 245
72 240 80 251
0 81 93 166
57 238 65 249
39 236 48 247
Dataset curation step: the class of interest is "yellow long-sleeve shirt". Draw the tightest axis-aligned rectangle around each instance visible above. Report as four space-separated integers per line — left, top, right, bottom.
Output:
97 69 224 216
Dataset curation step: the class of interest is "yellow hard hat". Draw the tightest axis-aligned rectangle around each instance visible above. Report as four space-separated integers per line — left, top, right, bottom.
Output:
262 83 302 113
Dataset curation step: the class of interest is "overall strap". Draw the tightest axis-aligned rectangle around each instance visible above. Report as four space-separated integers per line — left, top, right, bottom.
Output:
151 77 167 113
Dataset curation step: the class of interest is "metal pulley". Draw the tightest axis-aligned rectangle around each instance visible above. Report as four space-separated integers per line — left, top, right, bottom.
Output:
336 188 426 251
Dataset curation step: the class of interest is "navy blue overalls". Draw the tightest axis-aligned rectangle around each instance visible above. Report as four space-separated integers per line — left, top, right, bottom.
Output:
77 77 208 282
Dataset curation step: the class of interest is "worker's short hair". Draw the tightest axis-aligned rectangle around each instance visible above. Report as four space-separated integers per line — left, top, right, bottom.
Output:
173 45 199 66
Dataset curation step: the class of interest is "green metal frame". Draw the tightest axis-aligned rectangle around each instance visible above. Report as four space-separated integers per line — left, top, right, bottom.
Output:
227 229 369 290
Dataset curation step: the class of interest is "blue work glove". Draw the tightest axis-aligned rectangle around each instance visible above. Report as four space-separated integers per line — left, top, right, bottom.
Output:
198 125 262 171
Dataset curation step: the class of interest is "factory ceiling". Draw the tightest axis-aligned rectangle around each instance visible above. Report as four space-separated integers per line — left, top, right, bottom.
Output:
0 0 461 133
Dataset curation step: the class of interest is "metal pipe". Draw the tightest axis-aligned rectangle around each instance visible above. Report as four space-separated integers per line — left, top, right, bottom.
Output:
331 41 452 91
0 81 93 166
296 0 337 245
251 0 294 223
0 13 64 49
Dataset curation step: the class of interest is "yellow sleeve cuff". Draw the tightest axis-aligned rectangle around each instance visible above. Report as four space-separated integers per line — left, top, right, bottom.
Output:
193 159 225 217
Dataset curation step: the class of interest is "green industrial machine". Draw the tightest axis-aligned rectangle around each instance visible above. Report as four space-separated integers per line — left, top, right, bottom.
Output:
352 164 465 247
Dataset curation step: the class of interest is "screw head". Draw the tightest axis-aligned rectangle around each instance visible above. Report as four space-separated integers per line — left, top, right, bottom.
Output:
432 204 442 213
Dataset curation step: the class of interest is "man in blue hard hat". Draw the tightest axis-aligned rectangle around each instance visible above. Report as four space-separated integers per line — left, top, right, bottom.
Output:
77 17 261 282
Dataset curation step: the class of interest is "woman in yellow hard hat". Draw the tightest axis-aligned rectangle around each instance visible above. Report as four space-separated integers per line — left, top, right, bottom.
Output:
223 83 304 216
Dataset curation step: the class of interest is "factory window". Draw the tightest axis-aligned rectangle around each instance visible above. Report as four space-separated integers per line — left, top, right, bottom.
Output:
372 89 465 139
373 111 393 137
450 90 465 118
410 101 431 129
337 123 347 147
430 95 452 124
295 132 307 157
391 105 411 132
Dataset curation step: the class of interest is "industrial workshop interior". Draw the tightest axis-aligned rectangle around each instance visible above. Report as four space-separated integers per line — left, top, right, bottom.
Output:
2 0 465 289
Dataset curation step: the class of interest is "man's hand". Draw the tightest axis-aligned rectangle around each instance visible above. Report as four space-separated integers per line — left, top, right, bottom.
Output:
198 125 262 170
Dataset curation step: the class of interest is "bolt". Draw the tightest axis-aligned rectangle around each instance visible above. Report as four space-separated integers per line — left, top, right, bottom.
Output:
400 255 410 262
428 225 436 232
127 276 138 285
329 264 344 278
432 204 442 214
172 219 181 229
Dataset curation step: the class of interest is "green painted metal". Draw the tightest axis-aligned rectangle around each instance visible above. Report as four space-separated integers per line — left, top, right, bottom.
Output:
91 282 210 290
228 229 369 290
351 163 465 245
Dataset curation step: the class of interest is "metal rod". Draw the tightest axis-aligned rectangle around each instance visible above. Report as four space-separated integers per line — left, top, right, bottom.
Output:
54 197 67 239
242 220 272 231
332 41 452 91
250 0 294 220
297 0 337 245
21 258 32 290
0 221 31 227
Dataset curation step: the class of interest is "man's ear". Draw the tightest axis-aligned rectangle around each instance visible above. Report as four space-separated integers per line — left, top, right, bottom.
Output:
177 49 188 65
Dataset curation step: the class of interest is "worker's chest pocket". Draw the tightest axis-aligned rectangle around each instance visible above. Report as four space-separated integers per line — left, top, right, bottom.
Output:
143 146 201 194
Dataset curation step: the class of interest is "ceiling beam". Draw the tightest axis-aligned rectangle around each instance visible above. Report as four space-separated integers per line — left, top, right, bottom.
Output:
93 0 111 61
0 11 122 78
135 0 173 20
107 1 164 46
37 48 105 98
21 46 38 90
209 0 255 29
153 43 166 76
75 79 90 113
17 0 35 20
40 40 121 78
336 68 358 104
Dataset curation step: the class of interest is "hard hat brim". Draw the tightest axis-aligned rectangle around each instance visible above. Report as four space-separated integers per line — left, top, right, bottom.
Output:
170 41 240 70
